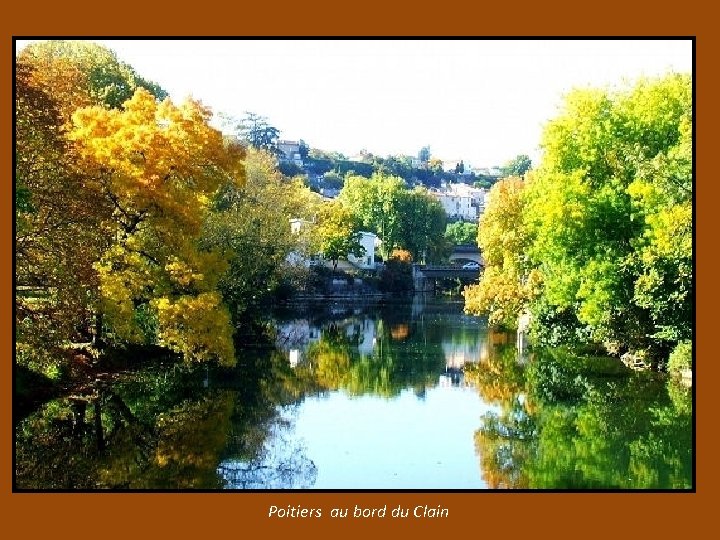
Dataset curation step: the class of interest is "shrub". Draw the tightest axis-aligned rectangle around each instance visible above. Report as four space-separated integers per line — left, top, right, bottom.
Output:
667 340 692 375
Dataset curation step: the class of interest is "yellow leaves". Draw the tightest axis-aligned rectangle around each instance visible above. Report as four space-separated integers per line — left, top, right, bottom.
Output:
69 88 244 216
64 88 246 364
152 292 235 366
165 256 204 287
642 202 692 263
466 176 539 327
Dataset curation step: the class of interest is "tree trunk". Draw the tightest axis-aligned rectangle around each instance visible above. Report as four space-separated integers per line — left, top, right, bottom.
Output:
93 311 105 350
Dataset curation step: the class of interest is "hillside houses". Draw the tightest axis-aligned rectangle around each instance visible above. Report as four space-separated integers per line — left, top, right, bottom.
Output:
277 140 304 166
431 183 487 222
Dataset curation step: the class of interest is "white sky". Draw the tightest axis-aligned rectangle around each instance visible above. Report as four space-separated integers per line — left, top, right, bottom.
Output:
16 38 692 168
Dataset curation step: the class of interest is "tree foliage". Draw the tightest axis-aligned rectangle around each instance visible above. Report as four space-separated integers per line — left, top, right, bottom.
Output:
314 201 364 271
222 111 280 154
202 148 319 319
339 173 446 262
472 346 691 489
16 41 172 369
527 74 692 359
18 40 167 110
15 59 112 364
465 74 692 364
464 177 540 327
500 154 532 178
69 89 245 365
445 222 478 246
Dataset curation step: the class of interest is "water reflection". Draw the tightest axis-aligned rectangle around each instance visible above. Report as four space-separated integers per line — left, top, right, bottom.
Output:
15 297 692 489
218 406 318 489
468 347 693 489
274 298 486 394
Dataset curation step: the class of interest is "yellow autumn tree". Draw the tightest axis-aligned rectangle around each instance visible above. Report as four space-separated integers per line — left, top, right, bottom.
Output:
15 59 116 375
69 88 245 365
464 176 541 327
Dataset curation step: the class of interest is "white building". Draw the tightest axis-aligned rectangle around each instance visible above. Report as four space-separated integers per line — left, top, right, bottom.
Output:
432 183 486 222
277 140 304 166
287 218 380 269
289 217 312 235
347 231 381 269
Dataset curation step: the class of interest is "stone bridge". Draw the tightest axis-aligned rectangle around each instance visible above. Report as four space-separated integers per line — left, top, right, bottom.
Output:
412 264 482 291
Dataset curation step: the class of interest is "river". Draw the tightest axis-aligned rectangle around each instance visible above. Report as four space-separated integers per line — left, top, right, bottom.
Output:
14 296 692 490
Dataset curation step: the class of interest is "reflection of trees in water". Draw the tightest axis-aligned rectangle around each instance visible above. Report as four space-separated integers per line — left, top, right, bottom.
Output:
472 346 693 489
275 299 490 397
466 343 524 407
218 408 317 489
475 400 534 489
15 355 319 490
15 386 158 489
298 323 447 397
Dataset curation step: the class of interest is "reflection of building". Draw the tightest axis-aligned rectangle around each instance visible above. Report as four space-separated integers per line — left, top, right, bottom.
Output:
438 368 465 387
276 319 321 366
442 339 482 369
345 319 377 357
276 317 379 366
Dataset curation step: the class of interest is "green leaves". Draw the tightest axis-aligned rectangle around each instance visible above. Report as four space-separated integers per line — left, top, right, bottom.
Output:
315 201 364 269
500 154 532 178
527 74 692 356
19 40 167 110
444 222 478 246
466 74 692 362
338 173 446 262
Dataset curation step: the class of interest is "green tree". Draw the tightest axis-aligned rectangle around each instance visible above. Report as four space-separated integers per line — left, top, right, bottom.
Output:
339 173 407 259
464 177 539 328
222 111 280 154
18 40 167 110
525 74 692 361
315 201 364 271
466 74 692 363
445 222 478 246
397 188 447 262
500 154 532 178
202 148 318 321
339 173 446 261
321 171 344 189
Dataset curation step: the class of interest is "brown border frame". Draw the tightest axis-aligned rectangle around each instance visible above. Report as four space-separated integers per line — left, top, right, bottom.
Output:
3 3 712 537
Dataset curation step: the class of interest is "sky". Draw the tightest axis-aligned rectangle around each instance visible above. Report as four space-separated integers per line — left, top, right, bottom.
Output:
16 38 692 168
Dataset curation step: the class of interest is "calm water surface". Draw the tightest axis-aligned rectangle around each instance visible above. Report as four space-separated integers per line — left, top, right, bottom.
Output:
15 297 692 490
